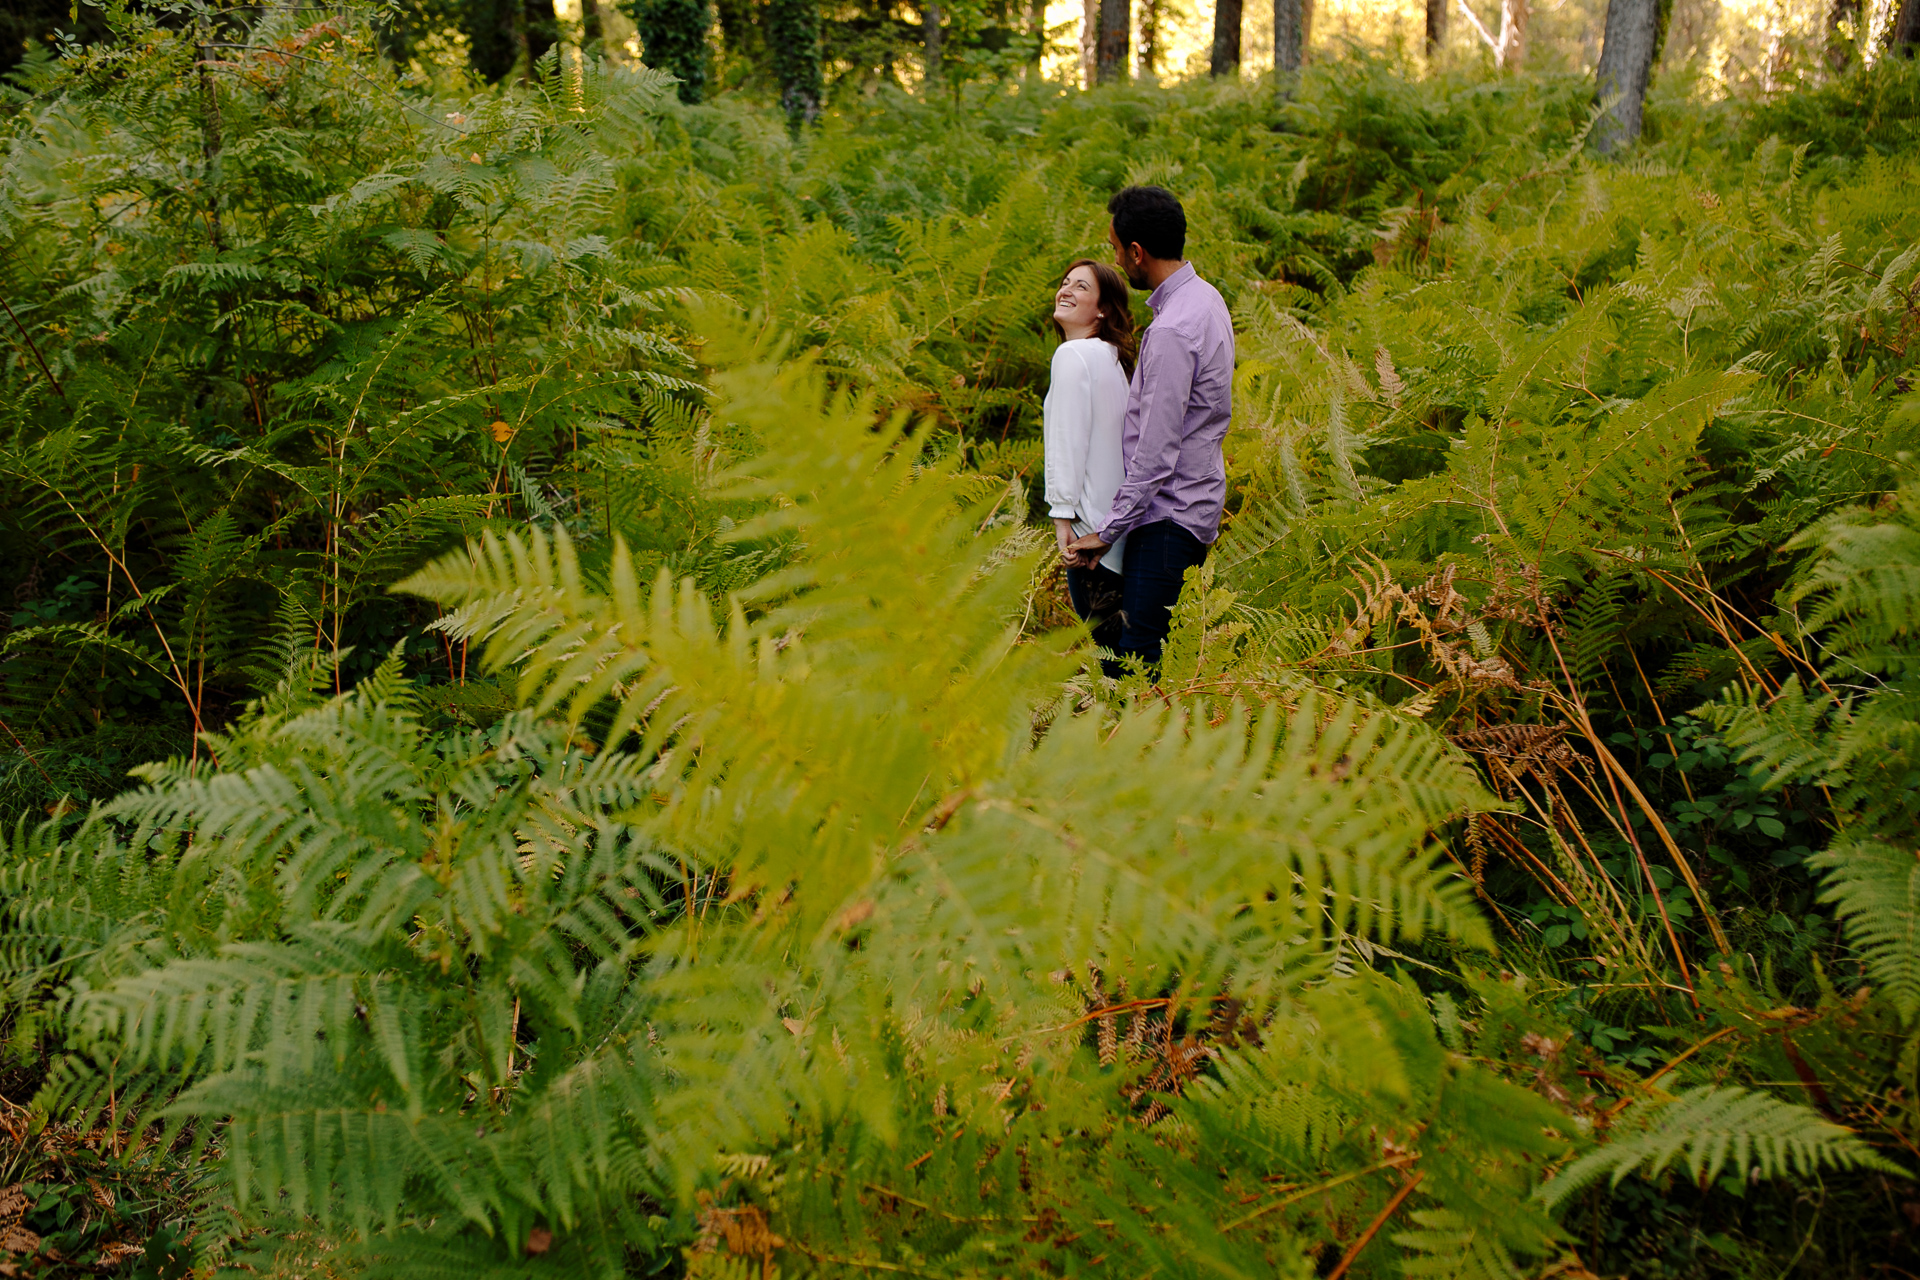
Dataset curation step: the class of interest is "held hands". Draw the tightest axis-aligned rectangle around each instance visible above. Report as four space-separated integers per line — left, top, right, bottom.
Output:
1063 531 1110 569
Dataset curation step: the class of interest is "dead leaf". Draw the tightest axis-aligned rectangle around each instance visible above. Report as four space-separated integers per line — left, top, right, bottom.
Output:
694 1205 784 1261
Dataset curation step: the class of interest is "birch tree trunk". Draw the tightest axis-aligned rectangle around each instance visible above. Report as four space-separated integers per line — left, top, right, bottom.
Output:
1082 0 1098 85
1212 0 1243 74
1496 0 1529 69
1593 0 1659 153
1096 0 1130 82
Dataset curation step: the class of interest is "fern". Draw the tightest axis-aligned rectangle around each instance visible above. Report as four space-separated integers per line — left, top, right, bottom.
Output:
1537 1086 1899 1209
1394 1209 1527 1280
1808 837 1920 1020
5 16 1920 1277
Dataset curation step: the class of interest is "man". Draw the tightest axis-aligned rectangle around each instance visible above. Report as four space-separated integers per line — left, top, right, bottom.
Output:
1066 185 1234 679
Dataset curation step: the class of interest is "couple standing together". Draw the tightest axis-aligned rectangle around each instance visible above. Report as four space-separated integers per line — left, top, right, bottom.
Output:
1042 185 1234 679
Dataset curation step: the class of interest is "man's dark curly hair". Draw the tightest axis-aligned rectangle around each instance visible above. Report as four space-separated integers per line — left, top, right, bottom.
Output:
1107 185 1186 261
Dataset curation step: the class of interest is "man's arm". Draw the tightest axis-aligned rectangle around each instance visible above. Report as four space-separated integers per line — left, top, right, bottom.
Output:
1096 326 1196 545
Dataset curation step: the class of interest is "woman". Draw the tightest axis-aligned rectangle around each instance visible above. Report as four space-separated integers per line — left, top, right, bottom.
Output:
1042 259 1136 647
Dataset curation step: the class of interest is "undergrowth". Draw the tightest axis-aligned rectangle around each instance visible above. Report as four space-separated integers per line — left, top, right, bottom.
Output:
3 6 1920 1277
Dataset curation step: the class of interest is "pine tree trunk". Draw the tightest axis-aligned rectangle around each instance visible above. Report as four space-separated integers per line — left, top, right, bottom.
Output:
1211 0 1242 75
1496 0 1528 69
1894 0 1920 51
1425 0 1448 58
1593 0 1658 153
767 0 822 127
924 2 943 81
1029 0 1047 68
581 0 601 47
1274 0 1305 76
1096 0 1129 83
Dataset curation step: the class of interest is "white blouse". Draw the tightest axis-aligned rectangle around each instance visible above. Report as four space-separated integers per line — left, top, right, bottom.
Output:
1042 338 1130 574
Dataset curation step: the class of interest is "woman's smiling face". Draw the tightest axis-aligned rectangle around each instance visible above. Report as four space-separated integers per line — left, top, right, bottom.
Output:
1052 264 1102 339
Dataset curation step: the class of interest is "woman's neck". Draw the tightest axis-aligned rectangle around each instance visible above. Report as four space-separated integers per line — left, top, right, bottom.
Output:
1059 324 1098 342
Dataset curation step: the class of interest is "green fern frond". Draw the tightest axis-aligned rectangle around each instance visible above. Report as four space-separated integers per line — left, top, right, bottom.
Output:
1394 1209 1526 1280
1537 1086 1900 1209
1808 836 1920 1020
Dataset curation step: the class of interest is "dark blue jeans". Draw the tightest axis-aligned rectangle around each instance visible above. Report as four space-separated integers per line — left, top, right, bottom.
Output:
1066 563 1126 650
1104 519 1209 680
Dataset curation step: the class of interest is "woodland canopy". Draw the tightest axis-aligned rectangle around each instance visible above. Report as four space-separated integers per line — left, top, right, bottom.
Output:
3 2 1920 1278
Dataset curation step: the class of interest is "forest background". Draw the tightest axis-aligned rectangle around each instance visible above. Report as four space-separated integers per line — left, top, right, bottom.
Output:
4 0 1920 1277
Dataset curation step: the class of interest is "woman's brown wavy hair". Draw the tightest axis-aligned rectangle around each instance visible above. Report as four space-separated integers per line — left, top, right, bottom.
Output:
1049 259 1137 375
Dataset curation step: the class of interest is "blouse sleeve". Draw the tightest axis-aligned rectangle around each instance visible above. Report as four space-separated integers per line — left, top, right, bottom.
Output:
1042 345 1095 521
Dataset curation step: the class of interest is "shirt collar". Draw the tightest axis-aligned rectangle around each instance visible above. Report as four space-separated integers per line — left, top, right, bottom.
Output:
1147 261 1197 312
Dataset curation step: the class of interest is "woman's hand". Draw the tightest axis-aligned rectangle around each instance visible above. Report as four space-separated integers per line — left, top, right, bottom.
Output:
1064 530 1110 568
1053 517 1077 561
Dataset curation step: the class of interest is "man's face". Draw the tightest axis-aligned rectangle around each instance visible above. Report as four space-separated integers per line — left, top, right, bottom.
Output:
1109 222 1149 289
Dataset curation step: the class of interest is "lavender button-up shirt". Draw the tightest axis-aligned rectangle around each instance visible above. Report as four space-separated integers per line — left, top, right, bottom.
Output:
1096 262 1235 547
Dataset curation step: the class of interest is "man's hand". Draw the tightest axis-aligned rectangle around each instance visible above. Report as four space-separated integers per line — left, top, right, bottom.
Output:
1064 531 1110 569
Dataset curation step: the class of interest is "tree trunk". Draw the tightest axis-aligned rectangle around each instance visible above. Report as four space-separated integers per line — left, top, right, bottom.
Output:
1425 0 1448 58
924 2 943 80
633 0 713 101
1894 0 1920 52
1496 0 1528 69
581 0 601 48
1029 0 1047 68
463 0 521 82
1592 0 1659 154
1096 0 1129 83
715 0 762 65
1824 0 1858 70
767 0 822 128
523 0 560 76
1211 0 1242 75
1082 0 1098 85
1274 0 1306 77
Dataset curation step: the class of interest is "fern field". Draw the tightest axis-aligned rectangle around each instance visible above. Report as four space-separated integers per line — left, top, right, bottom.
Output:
5 6 1920 1277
